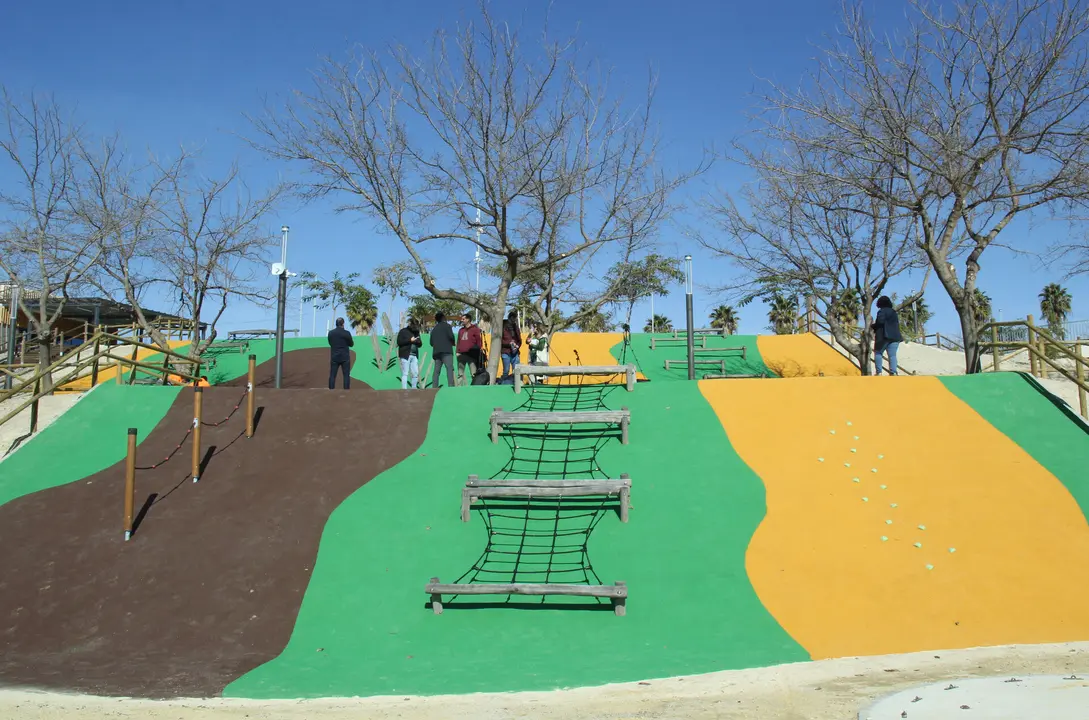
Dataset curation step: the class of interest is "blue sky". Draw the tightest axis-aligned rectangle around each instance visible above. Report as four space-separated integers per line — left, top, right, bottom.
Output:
3 0 1085 336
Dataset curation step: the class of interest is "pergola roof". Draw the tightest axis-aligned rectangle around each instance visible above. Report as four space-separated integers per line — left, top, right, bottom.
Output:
20 297 205 328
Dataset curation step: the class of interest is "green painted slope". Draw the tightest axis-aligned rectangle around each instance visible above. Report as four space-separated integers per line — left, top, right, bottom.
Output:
225 381 804 699
0 384 182 508
941 373 1089 520
609 333 774 382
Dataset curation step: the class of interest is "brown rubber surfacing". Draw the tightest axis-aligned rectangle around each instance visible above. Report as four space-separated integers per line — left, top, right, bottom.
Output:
224 347 368 390
0 384 435 698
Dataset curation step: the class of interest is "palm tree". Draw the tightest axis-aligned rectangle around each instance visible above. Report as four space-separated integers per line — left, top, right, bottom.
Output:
1040 283 1072 338
345 287 379 333
767 295 796 335
709 305 739 335
830 289 861 330
970 288 993 327
644 314 673 333
576 305 611 332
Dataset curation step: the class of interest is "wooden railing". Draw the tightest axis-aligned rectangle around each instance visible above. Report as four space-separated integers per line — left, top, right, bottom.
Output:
0 331 203 450
920 332 963 352
797 313 917 376
979 315 1088 420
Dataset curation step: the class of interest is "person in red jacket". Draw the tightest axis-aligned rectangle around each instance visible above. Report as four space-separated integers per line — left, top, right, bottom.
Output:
456 312 484 386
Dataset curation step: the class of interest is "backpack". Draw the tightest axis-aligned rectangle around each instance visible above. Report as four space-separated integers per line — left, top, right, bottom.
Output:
471 369 491 386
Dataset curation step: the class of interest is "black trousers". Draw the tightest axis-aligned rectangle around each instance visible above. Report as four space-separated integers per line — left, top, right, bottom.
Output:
329 359 351 389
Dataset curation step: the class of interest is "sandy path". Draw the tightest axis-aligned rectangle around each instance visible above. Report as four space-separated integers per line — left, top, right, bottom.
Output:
2 642 1085 719
0 391 84 458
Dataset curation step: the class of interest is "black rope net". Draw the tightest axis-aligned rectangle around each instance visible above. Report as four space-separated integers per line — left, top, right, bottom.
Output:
446 384 622 608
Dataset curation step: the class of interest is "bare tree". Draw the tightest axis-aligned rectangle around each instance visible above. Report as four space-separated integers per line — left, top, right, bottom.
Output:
150 160 283 358
704 151 925 373
0 89 100 389
753 0 1089 372
74 137 184 352
249 5 700 380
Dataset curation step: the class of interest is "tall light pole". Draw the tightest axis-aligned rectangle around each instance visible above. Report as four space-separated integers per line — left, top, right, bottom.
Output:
273 225 290 389
684 255 695 380
474 207 482 323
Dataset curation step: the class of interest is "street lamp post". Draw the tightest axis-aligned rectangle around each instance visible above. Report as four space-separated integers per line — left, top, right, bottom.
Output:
684 255 695 380
4 286 18 391
274 225 290 389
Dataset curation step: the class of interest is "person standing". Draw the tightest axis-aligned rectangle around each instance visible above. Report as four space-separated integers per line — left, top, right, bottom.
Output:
327 317 354 390
397 317 423 389
526 323 549 385
872 296 903 376
456 312 484 386
429 311 456 388
500 311 522 382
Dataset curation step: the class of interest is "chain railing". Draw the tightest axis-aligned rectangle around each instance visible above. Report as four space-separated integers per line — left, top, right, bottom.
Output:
979 315 1088 420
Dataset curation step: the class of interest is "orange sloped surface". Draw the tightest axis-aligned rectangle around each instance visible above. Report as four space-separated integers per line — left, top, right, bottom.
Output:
756 334 859 377
700 375 1089 659
59 340 191 390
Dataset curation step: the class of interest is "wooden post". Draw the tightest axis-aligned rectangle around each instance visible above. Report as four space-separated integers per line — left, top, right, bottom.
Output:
246 354 256 438
124 428 137 541
29 377 40 434
620 406 630 445
429 576 444 614
613 581 627 616
625 365 635 392
514 368 522 394
1027 315 1039 377
491 407 501 444
619 473 630 523
90 331 101 386
192 387 203 483
990 324 1000 372
1076 343 1087 420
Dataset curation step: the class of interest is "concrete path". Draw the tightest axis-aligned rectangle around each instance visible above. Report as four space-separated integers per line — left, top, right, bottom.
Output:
861 674 1089 719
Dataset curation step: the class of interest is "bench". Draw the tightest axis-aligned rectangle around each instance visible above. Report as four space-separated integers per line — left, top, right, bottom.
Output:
650 336 707 351
514 364 636 393
461 474 631 523
693 346 747 359
426 578 628 615
490 407 631 444
672 327 725 338
662 358 726 373
208 340 250 355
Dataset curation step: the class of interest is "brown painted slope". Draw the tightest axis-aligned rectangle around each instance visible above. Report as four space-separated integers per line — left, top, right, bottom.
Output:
0 385 434 698
224 347 367 389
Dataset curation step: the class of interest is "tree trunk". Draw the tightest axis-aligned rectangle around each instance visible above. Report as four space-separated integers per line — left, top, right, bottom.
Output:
484 302 505 384
37 335 54 393
955 302 982 374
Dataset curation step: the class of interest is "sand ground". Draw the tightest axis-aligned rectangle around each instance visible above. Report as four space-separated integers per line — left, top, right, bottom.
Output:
0 390 84 459
1 642 1085 719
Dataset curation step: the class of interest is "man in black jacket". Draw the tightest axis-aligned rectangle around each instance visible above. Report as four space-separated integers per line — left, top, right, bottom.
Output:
327 317 354 389
429 312 456 388
396 317 423 389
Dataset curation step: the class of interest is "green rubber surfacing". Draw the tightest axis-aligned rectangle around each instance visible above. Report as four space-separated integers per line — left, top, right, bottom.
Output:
0 384 183 508
223 380 806 698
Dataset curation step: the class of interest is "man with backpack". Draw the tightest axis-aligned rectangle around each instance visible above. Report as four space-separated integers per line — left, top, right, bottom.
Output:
456 312 484 386
397 317 423 389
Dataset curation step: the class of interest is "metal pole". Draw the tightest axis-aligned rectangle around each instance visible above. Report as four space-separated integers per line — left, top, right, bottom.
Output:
685 255 695 380
274 225 289 389
246 354 256 438
5 286 17 391
191 386 203 483
474 208 482 323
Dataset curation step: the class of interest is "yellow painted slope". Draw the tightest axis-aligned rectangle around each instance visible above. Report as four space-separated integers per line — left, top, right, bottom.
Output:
544 332 647 383
59 340 191 391
757 334 859 377
700 375 1089 659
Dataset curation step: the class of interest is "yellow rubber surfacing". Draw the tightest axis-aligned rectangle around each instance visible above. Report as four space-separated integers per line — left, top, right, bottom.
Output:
756 334 858 378
699 375 1089 659
545 332 647 383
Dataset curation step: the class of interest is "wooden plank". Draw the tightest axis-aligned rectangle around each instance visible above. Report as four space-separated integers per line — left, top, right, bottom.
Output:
468 477 630 488
467 486 624 499
650 336 707 351
425 582 627 598
703 373 766 379
663 358 726 371
492 410 630 423
692 346 746 357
